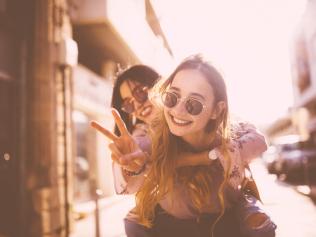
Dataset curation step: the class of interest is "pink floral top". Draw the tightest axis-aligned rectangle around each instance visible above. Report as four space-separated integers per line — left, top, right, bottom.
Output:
112 122 267 218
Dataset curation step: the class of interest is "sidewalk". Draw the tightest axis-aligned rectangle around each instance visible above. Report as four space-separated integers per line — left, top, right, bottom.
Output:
71 195 134 237
250 159 316 237
73 195 129 217
71 159 316 237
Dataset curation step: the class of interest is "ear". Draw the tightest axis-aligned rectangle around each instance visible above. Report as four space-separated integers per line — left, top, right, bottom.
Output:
210 101 226 119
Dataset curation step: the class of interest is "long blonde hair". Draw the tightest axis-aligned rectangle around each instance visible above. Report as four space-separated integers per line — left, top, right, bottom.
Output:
135 55 232 231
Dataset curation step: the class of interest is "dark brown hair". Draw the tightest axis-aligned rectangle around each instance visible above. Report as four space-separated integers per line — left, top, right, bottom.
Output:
111 65 160 135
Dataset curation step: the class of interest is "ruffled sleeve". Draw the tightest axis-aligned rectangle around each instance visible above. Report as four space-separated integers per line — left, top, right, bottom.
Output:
230 122 268 165
210 122 268 189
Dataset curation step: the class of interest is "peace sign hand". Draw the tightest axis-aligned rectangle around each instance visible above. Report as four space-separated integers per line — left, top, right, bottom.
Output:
90 109 148 172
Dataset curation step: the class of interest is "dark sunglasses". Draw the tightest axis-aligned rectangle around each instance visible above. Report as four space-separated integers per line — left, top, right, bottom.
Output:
121 85 148 114
161 91 206 116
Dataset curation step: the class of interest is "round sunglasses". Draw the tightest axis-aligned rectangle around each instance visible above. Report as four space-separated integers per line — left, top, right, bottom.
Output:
121 85 148 114
161 91 206 116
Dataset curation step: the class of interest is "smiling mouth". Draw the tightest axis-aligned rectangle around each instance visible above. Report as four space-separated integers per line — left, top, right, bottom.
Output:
170 114 192 126
140 105 152 117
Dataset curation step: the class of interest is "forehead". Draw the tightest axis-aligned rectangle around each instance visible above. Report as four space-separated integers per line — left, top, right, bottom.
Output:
170 69 214 99
119 80 141 98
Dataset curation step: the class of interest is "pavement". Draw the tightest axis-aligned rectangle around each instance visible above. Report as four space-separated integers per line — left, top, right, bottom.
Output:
70 195 134 237
70 159 316 237
250 160 316 237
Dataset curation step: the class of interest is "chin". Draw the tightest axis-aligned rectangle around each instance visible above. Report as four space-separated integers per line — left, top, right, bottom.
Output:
167 122 191 137
169 128 184 137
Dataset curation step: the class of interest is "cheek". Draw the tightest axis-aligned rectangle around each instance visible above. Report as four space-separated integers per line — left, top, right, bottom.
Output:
163 108 170 121
163 108 174 127
192 112 213 127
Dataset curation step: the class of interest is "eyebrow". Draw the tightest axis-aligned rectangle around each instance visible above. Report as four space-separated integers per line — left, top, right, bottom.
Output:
169 86 180 92
169 86 205 100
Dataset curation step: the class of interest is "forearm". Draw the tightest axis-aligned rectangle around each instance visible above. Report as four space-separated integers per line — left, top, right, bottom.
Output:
112 162 147 194
123 172 147 194
176 150 213 167
237 130 268 163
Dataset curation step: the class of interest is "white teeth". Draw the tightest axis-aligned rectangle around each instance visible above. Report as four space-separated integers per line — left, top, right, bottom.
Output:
141 107 151 116
172 116 190 124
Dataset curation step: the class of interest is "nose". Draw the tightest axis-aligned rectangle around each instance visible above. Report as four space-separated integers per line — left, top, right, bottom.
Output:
133 100 145 114
135 99 145 108
172 99 187 115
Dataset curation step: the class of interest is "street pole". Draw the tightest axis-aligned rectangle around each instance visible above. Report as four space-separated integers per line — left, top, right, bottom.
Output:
94 188 103 237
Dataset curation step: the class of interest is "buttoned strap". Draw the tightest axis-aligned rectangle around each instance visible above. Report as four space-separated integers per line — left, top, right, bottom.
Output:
242 164 262 202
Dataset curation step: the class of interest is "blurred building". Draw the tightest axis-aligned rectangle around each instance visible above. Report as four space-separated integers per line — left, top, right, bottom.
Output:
291 0 316 142
69 0 174 203
0 0 173 236
266 0 316 144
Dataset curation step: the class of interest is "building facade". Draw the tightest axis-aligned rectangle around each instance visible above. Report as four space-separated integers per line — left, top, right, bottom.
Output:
0 0 173 236
291 0 316 142
266 0 316 143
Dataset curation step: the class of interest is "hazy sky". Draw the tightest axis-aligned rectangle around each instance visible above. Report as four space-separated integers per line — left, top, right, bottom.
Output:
151 0 307 127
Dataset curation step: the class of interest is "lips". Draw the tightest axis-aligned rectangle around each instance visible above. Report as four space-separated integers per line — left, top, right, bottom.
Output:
140 105 152 117
169 113 192 126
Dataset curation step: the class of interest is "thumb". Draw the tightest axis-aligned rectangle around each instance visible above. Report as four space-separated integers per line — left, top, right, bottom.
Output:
119 150 147 166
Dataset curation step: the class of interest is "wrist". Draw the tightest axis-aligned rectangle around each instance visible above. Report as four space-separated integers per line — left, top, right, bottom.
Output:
122 162 147 177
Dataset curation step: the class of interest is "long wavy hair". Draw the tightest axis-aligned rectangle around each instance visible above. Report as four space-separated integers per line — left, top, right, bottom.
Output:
135 54 232 231
111 65 160 135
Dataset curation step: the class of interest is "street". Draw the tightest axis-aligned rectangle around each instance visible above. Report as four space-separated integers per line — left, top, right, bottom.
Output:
71 159 316 237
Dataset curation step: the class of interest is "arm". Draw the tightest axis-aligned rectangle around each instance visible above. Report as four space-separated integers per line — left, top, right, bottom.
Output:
176 122 267 168
232 122 268 164
112 161 149 195
113 127 152 195
112 136 150 195
176 151 213 167
91 110 150 195
207 122 268 190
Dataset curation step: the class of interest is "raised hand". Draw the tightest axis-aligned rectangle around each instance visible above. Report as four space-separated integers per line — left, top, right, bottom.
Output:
90 109 148 172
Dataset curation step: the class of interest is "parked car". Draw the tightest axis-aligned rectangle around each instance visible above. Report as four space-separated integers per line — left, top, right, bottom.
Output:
263 135 316 185
278 148 316 185
273 141 307 176
262 145 279 174
263 135 302 175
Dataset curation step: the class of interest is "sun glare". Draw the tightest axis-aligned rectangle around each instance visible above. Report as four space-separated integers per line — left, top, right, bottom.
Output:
152 0 307 127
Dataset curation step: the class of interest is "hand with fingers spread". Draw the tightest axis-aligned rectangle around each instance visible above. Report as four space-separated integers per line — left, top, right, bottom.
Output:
90 109 149 173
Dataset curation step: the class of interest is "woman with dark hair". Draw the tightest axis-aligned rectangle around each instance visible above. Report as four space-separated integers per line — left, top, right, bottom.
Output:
109 64 161 194
92 56 276 237
111 64 160 136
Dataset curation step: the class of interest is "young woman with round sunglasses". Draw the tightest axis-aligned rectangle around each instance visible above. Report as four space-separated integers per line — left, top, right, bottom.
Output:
111 64 160 136
93 56 276 236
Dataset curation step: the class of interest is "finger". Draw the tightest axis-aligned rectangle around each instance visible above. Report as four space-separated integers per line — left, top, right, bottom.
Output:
90 120 118 141
120 150 147 166
111 154 120 164
122 163 142 172
112 154 140 172
108 143 123 158
111 109 129 136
